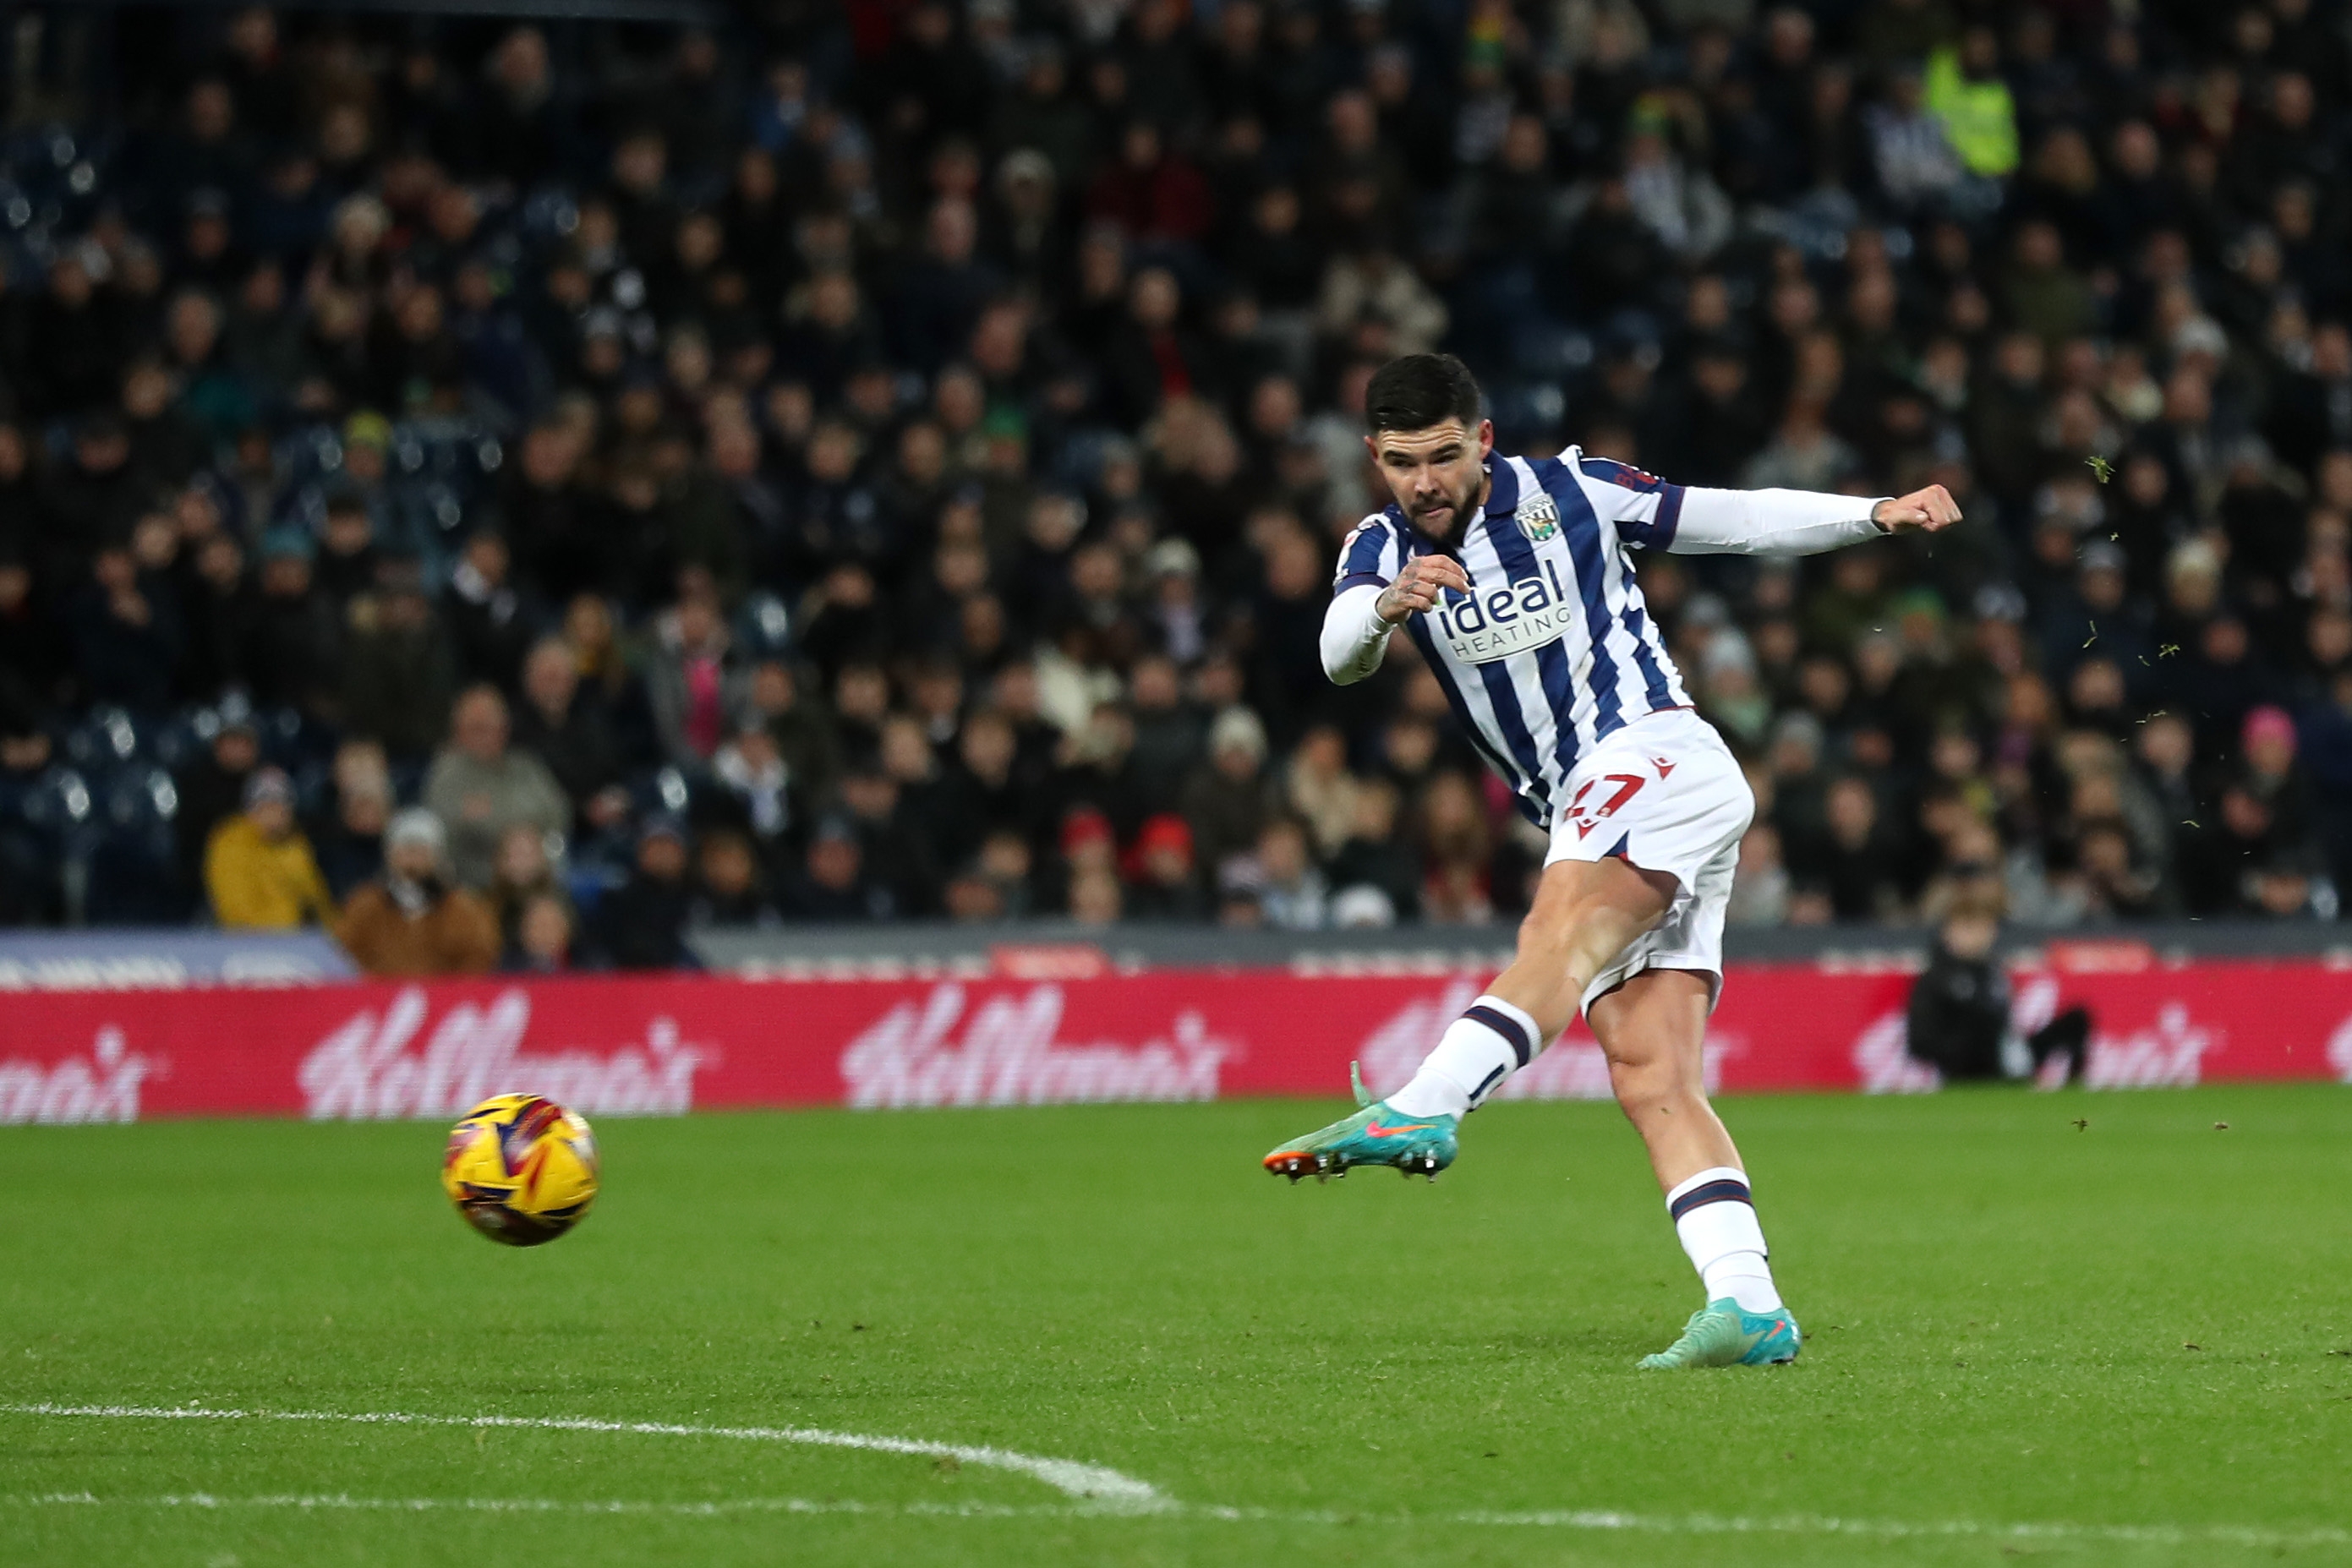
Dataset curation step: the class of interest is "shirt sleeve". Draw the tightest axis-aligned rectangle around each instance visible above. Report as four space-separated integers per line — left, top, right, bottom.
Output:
1665 486 1891 555
1331 514 1403 591
1320 582 1395 686
1568 452 1687 550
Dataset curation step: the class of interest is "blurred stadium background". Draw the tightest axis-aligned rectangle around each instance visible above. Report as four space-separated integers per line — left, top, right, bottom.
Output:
7 11 2352 1554
0 0 2346 981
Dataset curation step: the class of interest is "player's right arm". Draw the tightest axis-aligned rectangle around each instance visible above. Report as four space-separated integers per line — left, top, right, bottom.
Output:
1319 518 1470 685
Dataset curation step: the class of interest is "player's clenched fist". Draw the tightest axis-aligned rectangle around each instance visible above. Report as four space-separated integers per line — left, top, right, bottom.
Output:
1375 555 1472 623
1871 484 1963 533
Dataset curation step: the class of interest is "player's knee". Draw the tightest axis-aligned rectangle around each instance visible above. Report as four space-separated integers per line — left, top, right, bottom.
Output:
1607 1053 1700 1121
1516 891 1611 964
1514 901 1573 959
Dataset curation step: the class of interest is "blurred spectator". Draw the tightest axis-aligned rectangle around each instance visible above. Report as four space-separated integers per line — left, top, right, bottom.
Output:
311 740 392 901
423 685 571 890
2305 667 2352 896
174 718 261 882
643 589 746 767
1283 724 1360 860
336 809 500 975
842 759 939 914
511 637 630 832
502 891 576 974
782 815 895 921
1325 779 1417 921
4 1 2350 944
1125 812 1206 921
484 822 564 951
1069 866 1124 926
72 544 182 713
1798 775 1912 922
710 721 796 860
203 766 334 931
1051 806 1119 916
1182 706 1273 883
243 533 343 724
746 658 842 811
945 828 1037 922
446 532 533 689
934 708 1031 872
1725 822 1791 928
1419 772 1495 925
1246 817 1328 931
593 815 697 968
342 571 458 764
690 829 781 928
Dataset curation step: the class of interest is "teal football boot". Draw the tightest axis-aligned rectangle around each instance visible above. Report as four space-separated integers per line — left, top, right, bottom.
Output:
1637 1299 1802 1369
1261 1064 1458 1183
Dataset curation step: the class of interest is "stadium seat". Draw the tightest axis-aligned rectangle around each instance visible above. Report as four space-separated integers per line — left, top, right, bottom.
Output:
62 706 145 775
0 765 74 924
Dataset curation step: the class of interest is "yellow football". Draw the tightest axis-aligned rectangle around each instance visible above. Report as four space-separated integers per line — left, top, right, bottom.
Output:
440 1093 599 1247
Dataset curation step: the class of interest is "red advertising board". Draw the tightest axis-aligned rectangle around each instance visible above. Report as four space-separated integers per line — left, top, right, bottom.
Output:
0 961 2347 1124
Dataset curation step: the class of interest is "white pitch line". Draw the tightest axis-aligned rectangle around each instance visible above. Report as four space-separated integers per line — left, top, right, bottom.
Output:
7 1492 1080 1521
6 1490 2350 1551
0 1402 1169 1514
1445 1508 2352 1550
8 1406 2344 1551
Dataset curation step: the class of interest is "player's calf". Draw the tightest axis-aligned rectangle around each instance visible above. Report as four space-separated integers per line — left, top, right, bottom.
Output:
1357 861 1671 1138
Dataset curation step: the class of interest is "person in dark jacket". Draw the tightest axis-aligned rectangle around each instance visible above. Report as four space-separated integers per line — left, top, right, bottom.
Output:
1905 901 2090 1083
173 717 261 882
780 815 896 921
71 544 183 713
593 814 697 969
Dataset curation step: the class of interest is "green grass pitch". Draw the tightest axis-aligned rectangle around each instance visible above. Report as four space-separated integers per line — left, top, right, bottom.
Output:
3 1085 2349 1565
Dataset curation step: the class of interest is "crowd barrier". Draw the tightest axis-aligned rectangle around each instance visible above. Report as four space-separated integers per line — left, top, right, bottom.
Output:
0 931 355 990
1 951 2348 1124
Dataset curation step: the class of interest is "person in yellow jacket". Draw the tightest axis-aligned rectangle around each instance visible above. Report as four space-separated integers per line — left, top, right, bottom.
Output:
1923 26 2018 179
204 766 336 930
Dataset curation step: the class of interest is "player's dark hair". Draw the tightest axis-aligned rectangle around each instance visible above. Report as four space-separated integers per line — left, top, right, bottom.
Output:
1365 353 1483 434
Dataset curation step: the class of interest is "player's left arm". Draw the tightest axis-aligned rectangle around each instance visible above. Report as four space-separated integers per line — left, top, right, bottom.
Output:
1573 452 1961 556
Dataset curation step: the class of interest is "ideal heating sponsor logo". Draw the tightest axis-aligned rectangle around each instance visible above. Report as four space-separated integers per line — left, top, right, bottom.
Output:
299 987 710 1119
0 1027 158 1124
1430 562 1578 665
840 983 1233 1107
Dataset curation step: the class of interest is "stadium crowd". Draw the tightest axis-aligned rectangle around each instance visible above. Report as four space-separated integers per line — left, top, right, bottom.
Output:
0 0 2349 968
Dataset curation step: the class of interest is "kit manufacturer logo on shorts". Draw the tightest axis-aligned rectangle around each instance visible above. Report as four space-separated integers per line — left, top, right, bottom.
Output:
1430 559 1578 664
1516 492 1561 544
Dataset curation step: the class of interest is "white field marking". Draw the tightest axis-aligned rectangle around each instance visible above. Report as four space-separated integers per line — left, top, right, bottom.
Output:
0 1403 1168 1515
7 1493 1078 1521
6 1491 2352 1551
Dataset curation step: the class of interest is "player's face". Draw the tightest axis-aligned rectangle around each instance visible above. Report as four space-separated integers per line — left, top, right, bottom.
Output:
1366 418 1494 539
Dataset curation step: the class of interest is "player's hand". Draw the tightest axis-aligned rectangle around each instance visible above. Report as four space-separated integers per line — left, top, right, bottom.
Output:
1872 484 1963 533
1374 555 1471 623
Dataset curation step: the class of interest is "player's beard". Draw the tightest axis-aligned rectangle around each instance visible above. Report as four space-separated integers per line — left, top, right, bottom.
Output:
1405 470 1482 539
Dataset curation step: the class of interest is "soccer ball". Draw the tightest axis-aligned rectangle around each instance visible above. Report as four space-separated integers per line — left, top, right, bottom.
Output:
441 1094 599 1247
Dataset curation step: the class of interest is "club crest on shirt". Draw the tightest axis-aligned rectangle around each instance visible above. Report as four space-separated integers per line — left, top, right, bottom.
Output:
1516 492 1560 544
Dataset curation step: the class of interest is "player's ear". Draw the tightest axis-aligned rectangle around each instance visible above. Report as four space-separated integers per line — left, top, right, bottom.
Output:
1476 419 1495 458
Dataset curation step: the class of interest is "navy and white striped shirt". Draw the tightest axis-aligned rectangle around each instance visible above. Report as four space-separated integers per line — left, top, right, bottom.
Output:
1328 449 1697 827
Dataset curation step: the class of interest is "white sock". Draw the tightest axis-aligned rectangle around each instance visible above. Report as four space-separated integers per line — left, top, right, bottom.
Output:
1666 1166 1782 1314
1383 995 1543 1118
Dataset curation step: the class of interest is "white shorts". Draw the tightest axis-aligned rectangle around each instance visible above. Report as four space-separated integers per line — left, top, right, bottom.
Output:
1543 708 1753 1014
